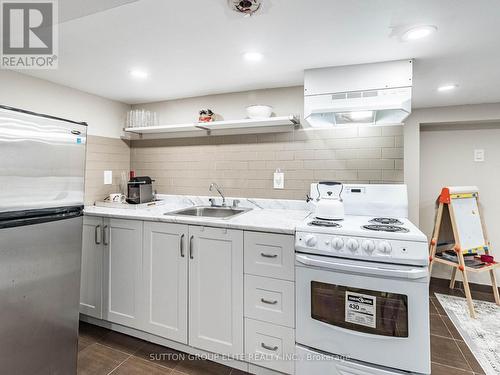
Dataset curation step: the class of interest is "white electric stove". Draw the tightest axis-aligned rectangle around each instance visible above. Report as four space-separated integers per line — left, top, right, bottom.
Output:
295 184 430 375
296 214 428 266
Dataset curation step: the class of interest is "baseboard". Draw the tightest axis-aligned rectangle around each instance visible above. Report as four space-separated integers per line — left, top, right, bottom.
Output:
430 276 499 294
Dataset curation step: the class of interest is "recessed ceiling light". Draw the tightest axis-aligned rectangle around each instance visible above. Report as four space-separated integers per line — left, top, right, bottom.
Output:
130 69 148 79
401 25 437 41
437 84 458 92
243 52 263 62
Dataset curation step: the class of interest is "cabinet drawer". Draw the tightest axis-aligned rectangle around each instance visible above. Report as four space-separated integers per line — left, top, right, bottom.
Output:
245 275 294 328
244 232 294 281
245 318 295 374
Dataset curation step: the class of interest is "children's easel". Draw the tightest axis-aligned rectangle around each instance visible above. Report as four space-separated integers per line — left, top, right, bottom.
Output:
429 186 500 318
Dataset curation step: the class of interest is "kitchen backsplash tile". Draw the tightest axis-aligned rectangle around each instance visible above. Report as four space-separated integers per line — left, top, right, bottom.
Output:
130 124 404 200
84 135 130 205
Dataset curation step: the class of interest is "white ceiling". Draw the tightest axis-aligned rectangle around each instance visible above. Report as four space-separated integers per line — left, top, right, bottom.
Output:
23 0 500 108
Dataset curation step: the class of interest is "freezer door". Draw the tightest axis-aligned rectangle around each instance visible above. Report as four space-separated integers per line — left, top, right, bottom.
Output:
0 215 83 375
0 105 87 212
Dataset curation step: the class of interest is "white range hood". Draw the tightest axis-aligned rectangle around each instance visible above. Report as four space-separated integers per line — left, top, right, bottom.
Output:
304 60 413 127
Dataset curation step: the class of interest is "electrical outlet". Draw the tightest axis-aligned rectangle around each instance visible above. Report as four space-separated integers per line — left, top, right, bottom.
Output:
274 171 284 189
474 149 485 162
104 170 113 184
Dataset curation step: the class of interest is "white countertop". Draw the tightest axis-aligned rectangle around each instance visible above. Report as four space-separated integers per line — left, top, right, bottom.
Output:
85 195 312 235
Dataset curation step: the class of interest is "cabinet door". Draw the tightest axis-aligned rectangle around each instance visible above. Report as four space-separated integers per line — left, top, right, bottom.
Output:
80 216 104 319
188 226 244 356
103 218 143 329
143 222 188 343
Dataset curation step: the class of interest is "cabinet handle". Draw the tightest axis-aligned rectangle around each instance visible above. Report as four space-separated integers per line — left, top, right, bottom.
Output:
95 225 101 245
103 225 109 246
260 252 277 258
260 298 278 305
180 234 185 257
261 343 279 351
189 235 194 259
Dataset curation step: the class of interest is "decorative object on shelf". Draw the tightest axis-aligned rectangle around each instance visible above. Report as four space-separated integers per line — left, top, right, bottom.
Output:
126 109 158 128
198 109 215 123
246 105 273 119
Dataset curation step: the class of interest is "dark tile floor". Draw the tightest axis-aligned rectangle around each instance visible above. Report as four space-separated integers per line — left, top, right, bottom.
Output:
77 323 245 375
78 278 496 374
428 278 496 375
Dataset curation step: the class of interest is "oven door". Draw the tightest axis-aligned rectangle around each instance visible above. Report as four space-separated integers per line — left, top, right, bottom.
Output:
296 253 430 374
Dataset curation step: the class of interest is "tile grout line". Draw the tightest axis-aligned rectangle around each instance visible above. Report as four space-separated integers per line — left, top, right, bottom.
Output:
430 294 483 374
432 361 474 374
454 337 482 374
126 353 179 373
106 353 133 375
435 311 455 339
94 341 141 358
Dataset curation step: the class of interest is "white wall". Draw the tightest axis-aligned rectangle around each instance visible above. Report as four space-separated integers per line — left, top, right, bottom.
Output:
132 86 304 123
420 124 500 284
404 103 500 225
0 71 129 138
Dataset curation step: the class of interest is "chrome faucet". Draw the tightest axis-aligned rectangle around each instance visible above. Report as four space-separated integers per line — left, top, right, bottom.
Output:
209 183 226 207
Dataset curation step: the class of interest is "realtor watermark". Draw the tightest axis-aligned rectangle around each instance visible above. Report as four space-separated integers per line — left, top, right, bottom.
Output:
0 0 58 69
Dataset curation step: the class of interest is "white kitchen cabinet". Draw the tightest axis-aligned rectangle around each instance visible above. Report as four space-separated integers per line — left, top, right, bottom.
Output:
103 218 143 329
244 231 295 281
142 222 188 343
188 226 244 356
80 216 104 319
244 274 295 328
245 318 295 374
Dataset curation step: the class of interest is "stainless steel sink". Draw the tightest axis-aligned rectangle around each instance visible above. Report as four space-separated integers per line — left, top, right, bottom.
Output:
164 206 251 219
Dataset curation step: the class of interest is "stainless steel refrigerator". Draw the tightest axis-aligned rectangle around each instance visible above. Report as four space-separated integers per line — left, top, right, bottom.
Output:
0 105 87 374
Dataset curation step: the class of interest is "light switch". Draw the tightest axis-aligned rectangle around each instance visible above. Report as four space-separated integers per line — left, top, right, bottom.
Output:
474 149 485 162
104 170 113 184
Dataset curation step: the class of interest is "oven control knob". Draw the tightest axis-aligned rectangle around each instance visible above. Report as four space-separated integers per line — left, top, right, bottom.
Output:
332 237 344 250
346 238 359 252
304 235 317 247
378 241 392 254
362 240 376 253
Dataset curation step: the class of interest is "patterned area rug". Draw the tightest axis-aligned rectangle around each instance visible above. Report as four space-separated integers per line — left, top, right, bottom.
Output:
436 293 500 375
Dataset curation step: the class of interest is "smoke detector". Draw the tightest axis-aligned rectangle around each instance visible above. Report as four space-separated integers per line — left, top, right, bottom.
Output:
228 0 262 16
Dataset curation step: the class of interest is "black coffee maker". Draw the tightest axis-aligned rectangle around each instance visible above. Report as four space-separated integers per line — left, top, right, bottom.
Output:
126 176 154 204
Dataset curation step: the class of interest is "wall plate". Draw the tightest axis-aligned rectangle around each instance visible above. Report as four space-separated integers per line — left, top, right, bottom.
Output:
273 172 284 189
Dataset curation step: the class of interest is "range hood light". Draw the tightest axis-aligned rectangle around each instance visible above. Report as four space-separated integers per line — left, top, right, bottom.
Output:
348 110 373 120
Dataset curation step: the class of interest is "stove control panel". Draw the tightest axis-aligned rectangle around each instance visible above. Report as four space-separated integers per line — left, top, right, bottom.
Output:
295 232 428 265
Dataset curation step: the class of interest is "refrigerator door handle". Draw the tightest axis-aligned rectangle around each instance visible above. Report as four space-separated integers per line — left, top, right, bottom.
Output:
95 225 101 245
0 206 83 229
103 225 109 246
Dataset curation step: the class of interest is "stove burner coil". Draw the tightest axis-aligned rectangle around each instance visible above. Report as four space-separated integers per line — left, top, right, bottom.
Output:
369 217 403 225
362 224 409 233
308 220 341 228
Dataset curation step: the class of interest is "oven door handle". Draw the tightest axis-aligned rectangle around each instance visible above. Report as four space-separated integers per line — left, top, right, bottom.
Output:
295 254 428 279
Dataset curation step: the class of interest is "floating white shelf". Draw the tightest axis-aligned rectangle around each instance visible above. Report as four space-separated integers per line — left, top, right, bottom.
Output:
123 115 300 139
124 122 200 134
